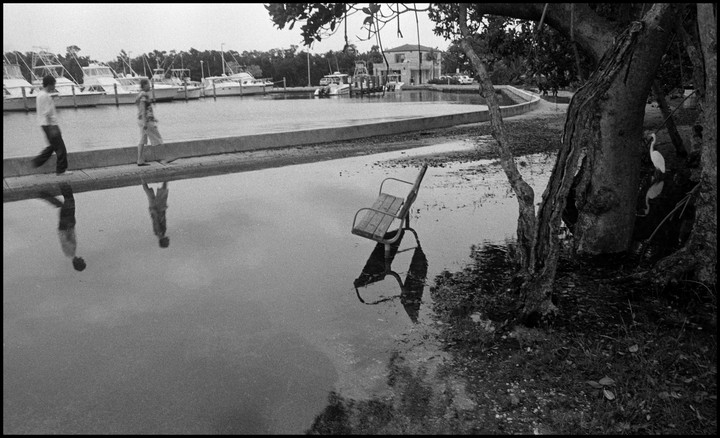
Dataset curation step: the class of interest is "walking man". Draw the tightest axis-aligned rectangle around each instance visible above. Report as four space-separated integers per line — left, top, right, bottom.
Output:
32 75 72 175
136 78 163 166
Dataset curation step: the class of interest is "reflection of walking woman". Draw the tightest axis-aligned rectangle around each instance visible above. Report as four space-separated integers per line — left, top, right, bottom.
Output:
142 180 170 248
136 78 163 166
39 183 86 271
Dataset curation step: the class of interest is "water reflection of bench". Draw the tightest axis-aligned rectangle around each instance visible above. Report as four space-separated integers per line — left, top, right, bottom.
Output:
351 164 428 266
353 228 428 323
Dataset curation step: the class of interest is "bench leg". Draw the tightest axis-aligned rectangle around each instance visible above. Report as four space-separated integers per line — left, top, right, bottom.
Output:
384 243 392 272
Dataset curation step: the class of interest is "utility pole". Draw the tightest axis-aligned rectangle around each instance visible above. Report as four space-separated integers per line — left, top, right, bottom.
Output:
307 52 311 87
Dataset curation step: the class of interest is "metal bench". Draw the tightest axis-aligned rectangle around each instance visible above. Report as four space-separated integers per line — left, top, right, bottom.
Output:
351 164 428 265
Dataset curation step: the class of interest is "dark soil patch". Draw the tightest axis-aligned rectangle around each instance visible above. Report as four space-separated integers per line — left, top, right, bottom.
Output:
429 246 716 435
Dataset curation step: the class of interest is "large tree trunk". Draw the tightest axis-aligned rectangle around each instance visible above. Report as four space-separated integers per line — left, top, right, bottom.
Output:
519 21 650 322
466 4 682 256
456 4 687 321
457 3 711 323
568 4 681 254
513 6 682 322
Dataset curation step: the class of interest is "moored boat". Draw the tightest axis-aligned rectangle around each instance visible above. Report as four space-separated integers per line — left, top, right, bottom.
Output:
117 71 178 103
385 73 404 92
314 71 352 97
201 48 272 98
201 60 272 97
165 68 202 100
201 72 272 97
4 61 37 111
4 56 103 112
29 50 103 109
81 63 139 105
350 61 386 96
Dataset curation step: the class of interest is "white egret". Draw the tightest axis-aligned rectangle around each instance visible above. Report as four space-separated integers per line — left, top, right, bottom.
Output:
648 133 665 174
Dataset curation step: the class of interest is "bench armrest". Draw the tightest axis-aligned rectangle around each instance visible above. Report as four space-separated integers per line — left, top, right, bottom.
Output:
379 177 412 195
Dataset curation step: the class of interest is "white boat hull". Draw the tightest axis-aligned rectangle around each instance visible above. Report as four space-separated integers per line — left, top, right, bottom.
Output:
94 87 178 105
149 87 181 102
3 97 35 111
95 92 139 105
3 92 103 111
314 84 351 97
201 84 270 97
173 86 202 100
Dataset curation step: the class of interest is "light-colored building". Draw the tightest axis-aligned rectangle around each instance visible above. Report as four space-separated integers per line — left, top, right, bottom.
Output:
371 44 442 85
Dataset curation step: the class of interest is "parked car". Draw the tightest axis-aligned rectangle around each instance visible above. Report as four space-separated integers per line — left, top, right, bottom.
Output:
454 74 474 85
432 75 460 85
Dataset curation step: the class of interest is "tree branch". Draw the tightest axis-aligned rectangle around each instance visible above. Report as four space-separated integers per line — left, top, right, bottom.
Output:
465 3 618 63
457 4 537 270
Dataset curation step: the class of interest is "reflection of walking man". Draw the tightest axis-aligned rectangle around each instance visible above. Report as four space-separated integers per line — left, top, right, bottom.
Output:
32 75 73 175
142 180 170 248
136 78 163 166
38 183 86 271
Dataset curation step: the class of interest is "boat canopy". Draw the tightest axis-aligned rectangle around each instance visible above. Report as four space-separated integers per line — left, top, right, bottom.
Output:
83 66 115 77
4 63 24 80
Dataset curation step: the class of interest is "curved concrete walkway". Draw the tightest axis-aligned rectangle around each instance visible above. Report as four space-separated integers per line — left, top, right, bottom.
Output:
3 86 542 201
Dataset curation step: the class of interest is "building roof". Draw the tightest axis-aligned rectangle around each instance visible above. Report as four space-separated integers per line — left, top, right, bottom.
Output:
384 44 439 53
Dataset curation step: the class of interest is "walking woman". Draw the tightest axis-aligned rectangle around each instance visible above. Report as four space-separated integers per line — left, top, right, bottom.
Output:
136 78 163 166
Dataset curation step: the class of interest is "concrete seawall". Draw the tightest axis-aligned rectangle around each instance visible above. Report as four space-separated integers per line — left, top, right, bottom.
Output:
3 86 539 178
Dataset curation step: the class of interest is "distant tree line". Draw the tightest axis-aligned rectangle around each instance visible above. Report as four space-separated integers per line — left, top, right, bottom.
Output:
5 44 386 88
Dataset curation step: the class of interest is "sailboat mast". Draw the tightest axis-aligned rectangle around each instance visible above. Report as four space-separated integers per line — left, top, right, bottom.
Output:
221 43 226 76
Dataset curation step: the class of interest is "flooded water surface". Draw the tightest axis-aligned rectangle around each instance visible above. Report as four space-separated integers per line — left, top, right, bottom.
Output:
3 144 554 433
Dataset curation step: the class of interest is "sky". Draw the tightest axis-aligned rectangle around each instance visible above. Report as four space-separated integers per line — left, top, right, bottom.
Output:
3 3 450 63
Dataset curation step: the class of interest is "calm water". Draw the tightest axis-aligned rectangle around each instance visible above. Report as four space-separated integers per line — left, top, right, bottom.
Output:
2 90 510 159
3 143 555 434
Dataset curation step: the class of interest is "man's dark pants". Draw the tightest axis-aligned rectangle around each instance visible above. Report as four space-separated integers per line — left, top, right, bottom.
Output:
33 125 68 174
